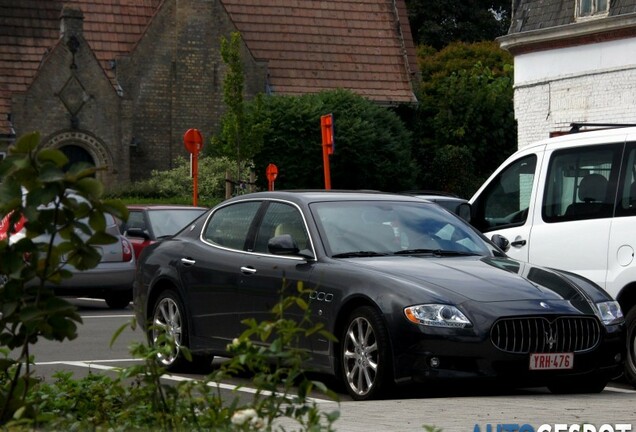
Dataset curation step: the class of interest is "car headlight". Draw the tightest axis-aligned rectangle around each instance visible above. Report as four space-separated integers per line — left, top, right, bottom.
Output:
404 304 472 328
596 301 624 326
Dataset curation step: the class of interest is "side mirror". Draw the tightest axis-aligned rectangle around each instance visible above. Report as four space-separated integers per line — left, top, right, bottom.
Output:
455 202 471 223
268 234 300 255
268 234 314 259
490 234 510 252
125 227 151 240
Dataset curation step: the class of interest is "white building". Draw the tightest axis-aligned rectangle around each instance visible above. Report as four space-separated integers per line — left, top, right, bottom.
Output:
499 0 636 147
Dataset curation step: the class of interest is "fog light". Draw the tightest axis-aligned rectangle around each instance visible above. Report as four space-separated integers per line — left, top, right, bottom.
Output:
615 353 622 363
429 357 440 368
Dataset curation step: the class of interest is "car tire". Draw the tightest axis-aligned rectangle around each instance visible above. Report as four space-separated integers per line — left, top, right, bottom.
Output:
625 306 636 387
547 374 608 394
151 290 191 371
339 305 392 401
105 292 131 309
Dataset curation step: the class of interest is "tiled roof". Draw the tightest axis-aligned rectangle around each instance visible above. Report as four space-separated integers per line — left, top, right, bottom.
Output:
222 0 417 104
0 0 417 134
0 0 161 133
509 0 636 33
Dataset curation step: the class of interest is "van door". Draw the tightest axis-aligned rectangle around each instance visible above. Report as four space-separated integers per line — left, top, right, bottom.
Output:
527 144 622 289
470 152 541 262
606 142 636 298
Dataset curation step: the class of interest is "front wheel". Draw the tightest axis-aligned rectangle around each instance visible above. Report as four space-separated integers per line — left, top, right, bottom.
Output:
339 306 392 400
625 307 636 387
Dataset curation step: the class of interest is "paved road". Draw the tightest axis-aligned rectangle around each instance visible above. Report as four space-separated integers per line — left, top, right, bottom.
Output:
18 298 636 432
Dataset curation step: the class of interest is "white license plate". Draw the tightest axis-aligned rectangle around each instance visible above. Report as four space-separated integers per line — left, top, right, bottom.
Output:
529 353 573 370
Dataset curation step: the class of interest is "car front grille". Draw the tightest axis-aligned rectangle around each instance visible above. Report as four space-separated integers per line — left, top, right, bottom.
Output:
490 316 601 354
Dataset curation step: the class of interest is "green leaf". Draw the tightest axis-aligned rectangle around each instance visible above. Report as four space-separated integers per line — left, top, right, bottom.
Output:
38 164 66 183
87 231 117 245
73 177 104 198
100 200 129 221
37 148 69 167
19 306 45 322
13 131 40 153
88 211 106 232
110 322 130 348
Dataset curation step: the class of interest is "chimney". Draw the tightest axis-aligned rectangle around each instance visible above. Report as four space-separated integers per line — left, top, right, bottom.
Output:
60 6 84 42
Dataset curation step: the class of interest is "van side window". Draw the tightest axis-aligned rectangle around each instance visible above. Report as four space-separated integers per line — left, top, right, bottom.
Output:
473 155 537 232
616 144 636 217
543 146 617 222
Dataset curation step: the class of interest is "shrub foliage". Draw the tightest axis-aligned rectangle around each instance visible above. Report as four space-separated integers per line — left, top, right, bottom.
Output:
413 41 517 198
251 89 417 192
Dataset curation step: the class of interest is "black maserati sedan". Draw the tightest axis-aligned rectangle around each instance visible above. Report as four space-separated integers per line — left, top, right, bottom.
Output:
134 191 625 400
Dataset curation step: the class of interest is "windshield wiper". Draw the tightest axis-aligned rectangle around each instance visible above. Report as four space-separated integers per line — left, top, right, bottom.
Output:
331 251 389 258
393 249 479 257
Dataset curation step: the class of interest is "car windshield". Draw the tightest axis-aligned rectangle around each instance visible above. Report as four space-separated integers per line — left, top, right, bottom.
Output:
310 200 492 257
148 209 206 238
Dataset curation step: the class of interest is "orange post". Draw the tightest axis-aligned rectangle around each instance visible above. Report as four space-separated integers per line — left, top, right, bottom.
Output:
192 153 199 206
320 114 334 190
266 163 278 191
183 128 204 206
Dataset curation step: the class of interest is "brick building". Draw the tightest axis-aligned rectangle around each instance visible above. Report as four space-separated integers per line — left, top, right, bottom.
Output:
0 0 418 189
499 0 636 147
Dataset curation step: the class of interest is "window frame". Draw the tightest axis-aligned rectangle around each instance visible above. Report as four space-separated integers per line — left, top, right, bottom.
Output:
202 200 262 251
472 154 537 232
614 141 636 218
541 143 622 223
576 0 609 19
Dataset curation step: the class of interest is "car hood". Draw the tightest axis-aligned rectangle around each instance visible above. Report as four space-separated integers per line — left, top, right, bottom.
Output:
341 255 591 304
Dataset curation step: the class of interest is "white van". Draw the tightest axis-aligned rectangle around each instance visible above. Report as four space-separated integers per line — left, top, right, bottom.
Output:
469 124 636 386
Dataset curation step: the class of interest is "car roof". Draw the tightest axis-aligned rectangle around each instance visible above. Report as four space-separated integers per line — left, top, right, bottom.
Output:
127 204 208 211
222 190 433 206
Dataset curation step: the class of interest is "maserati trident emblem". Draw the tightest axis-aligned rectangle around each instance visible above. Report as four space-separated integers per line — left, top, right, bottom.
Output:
545 329 557 350
539 302 550 309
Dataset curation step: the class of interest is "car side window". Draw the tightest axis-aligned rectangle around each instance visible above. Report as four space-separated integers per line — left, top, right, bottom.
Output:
121 210 145 234
473 155 537 232
252 202 310 253
543 145 618 222
203 201 261 250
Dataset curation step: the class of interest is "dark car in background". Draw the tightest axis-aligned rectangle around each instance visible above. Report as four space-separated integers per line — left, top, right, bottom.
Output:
121 205 207 259
403 190 471 223
134 191 625 400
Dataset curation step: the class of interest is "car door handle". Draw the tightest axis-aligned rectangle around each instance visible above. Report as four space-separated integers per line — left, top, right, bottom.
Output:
181 257 196 266
240 266 257 275
511 239 527 247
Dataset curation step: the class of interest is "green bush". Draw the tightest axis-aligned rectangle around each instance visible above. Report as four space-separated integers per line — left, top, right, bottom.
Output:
109 155 249 204
251 90 417 192
414 41 517 198
9 282 340 431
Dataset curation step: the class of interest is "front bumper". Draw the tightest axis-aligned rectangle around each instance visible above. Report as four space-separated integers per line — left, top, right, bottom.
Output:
392 321 625 387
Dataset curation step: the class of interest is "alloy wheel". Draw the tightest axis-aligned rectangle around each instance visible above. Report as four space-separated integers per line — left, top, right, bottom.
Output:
152 296 183 366
342 316 379 397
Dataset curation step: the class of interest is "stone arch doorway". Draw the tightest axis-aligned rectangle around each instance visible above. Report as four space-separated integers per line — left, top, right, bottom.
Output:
59 144 95 170
42 131 115 188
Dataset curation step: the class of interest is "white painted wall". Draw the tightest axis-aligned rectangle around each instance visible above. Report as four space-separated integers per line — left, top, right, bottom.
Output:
513 38 636 147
